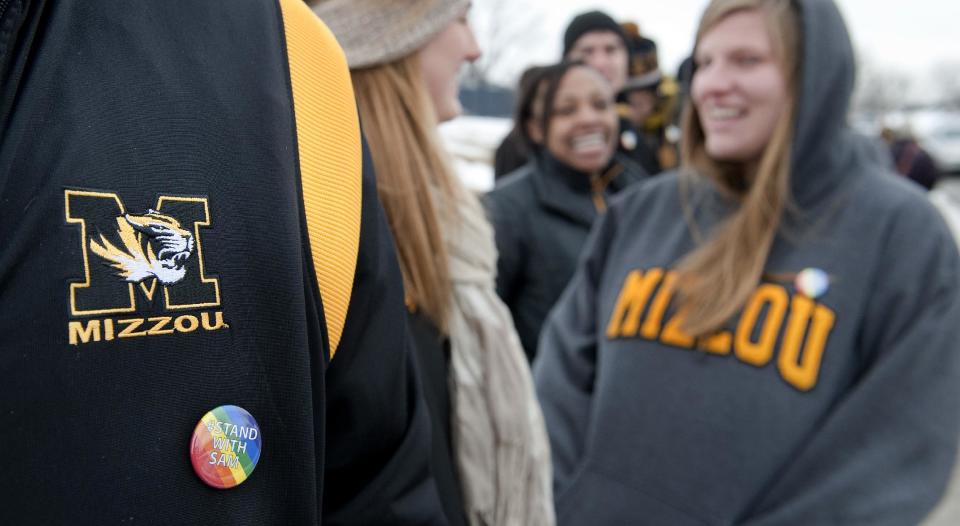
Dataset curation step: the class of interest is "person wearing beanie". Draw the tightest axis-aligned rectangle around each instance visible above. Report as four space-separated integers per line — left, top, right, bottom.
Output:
621 21 659 76
620 67 665 175
313 1 555 525
563 10 653 177
563 10 630 93
620 21 683 173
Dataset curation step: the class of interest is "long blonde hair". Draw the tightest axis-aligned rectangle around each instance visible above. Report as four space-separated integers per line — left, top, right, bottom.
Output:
351 54 460 333
677 0 800 337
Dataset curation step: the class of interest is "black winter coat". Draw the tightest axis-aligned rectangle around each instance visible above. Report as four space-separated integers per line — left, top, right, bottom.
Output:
617 116 662 176
0 1 442 523
407 311 468 526
483 152 647 360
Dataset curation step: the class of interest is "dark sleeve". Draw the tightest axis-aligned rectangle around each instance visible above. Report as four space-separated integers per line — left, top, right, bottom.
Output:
407 311 468 526
483 188 526 309
0 0 44 132
533 204 619 493
322 140 445 525
741 203 960 526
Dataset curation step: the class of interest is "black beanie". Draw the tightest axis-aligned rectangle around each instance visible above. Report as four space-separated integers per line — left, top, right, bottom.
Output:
562 11 629 58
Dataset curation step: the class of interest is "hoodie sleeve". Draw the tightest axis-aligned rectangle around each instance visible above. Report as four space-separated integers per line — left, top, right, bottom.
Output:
741 202 960 526
534 204 619 492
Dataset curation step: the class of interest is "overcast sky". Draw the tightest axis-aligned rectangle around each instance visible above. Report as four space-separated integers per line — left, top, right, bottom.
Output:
471 0 960 102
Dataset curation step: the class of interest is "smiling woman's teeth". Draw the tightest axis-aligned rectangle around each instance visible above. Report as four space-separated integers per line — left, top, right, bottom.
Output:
572 133 605 151
708 107 743 120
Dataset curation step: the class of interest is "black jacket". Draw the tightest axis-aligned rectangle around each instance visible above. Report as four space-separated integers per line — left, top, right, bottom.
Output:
0 1 441 524
408 312 468 526
617 117 661 176
484 152 647 360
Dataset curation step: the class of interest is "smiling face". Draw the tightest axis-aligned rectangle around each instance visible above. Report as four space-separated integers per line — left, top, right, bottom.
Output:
692 8 788 165
418 9 482 123
543 66 618 174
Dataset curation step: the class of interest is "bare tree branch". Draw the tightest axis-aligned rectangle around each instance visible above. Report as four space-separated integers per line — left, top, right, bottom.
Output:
853 52 912 117
463 0 546 88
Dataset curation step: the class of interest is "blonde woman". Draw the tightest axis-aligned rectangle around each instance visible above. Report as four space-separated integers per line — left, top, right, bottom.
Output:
313 1 554 525
535 0 960 524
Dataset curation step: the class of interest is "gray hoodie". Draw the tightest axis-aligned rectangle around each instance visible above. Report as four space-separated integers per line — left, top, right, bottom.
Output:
534 0 960 524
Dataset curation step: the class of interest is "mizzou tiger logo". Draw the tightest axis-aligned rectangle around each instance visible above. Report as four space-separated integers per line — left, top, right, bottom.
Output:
65 189 228 345
90 210 196 285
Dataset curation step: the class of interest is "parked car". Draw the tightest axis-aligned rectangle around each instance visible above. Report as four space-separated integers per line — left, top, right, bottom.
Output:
924 121 960 174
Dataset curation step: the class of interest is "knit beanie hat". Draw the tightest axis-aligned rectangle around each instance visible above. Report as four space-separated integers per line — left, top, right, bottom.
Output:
313 0 470 69
622 69 663 93
621 22 662 93
562 10 629 58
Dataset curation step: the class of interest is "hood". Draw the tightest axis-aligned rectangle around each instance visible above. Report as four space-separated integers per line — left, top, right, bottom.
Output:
686 0 886 215
789 0 884 207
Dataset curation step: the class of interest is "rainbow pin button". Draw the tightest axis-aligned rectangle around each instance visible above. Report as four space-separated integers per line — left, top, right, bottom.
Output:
795 268 829 299
190 405 262 489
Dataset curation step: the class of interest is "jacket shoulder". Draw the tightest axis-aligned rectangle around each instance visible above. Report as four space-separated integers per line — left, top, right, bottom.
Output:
607 170 683 220
484 163 538 208
851 170 953 240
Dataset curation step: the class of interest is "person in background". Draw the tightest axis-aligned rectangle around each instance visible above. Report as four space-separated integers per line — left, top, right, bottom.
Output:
494 65 549 180
535 0 960 523
563 10 654 177
622 70 661 130
312 1 554 525
881 127 941 190
620 22 682 172
1 0 442 524
485 62 646 361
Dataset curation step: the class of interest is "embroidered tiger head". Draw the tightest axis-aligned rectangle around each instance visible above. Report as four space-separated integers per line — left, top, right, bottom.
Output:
89 210 195 285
